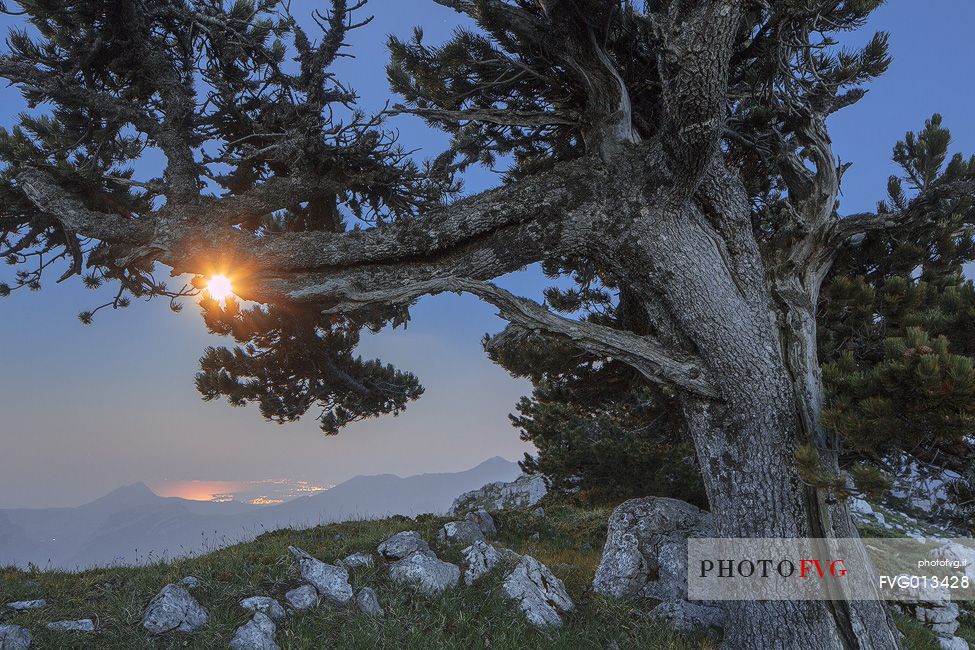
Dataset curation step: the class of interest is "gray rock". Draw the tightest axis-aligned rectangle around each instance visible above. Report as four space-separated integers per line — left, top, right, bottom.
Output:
284 585 318 611
592 496 713 601
230 612 279 650
932 621 962 636
502 555 574 627
142 584 209 635
355 588 383 617
938 636 970 650
6 600 45 611
464 509 497 538
0 625 31 650
647 601 724 633
240 596 286 622
389 551 461 594
339 552 374 569
451 474 547 515
533 507 545 517
377 531 432 560
288 546 353 605
917 603 960 625
179 576 202 589
462 541 503 585
46 619 95 633
438 520 485 546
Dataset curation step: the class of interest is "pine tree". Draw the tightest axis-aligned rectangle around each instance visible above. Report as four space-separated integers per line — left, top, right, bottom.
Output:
501 115 975 517
4 1 974 645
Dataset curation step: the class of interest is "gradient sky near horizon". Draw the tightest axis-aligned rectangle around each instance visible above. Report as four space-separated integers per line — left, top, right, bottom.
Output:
2 1 974 508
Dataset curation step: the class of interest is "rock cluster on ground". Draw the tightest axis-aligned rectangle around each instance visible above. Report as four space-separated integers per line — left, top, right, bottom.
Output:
230 612 278 650
355 587 383 616
592 496 725 637
5 601 45 611
593 496 714 602
437 519 485 545
893 577 969 650
377 531 432 560
45 619 95 633
142 583 209 635
0 625 31 650
450 474 547 515
284 585 318 611
388 550 461 594
462 541 505 585
240 596 286 622
339 552 374 569
501 555 574 627
288 546 354 605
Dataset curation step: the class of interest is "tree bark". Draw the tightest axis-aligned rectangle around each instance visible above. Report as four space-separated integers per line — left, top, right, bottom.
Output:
605 157 903 649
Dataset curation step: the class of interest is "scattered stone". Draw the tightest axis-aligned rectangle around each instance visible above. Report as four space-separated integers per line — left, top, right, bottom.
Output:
6 600 45 611
502 555 574 627
580 543 593 551
893 575 965 649
355 588 383 617
529 532 540 541
935 542 975 582
389 551 461 594
0 625 31 650
464 509 497 539
230 612 279 650
450 474 547 515
240 596 286 622
533 507 545 517
46 619 95 633
284 585 318 611
377 531 432 560
333 533 346 541
142 584 209 635
179 576 202 589
339 552 374 569
938 637 970 650
592 496 714 601
438 520 485 545
462 541 503 585
288 546 353 605
647 601 724 633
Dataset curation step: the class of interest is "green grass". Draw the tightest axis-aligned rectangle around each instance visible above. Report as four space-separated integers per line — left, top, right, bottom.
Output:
0 506 710 649
1 505 962 648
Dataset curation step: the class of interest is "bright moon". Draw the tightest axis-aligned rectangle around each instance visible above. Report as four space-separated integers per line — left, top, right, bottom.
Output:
208 275 233 301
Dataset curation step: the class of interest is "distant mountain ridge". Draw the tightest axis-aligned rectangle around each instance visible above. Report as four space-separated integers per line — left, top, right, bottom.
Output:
0 457 521 570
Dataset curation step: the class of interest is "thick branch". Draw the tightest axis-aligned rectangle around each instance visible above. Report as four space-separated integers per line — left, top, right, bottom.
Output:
828 179 975 246
395 104 578 127
17 168 155 244
466 280 719 398
175 154 606 275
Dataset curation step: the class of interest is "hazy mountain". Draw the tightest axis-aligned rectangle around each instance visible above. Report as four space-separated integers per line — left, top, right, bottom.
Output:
0 457 521 570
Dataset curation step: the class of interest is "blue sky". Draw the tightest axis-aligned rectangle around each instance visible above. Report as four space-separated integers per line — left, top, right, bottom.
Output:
1 1 973 507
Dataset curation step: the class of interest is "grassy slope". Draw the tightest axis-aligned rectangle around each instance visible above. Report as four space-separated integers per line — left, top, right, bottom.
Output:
1 504 969 649
0 506 708 649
